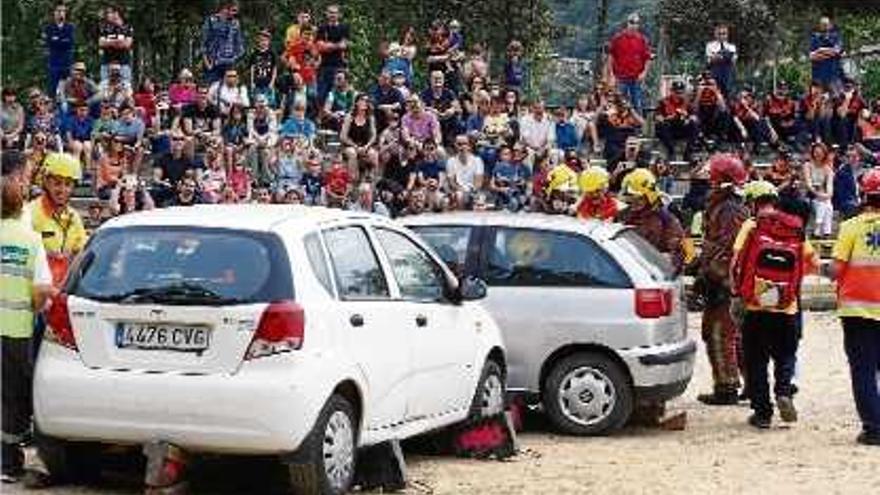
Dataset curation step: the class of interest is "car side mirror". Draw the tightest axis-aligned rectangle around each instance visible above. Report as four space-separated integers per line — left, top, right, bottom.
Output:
457 276 488 302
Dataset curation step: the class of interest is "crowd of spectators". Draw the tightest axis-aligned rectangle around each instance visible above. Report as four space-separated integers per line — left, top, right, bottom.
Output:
1 2 878 237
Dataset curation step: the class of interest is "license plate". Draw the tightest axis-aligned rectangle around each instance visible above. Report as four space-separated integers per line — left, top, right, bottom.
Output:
115 323 210 352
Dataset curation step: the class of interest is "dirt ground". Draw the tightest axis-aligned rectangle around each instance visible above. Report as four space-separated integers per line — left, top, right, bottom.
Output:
7 312 879 495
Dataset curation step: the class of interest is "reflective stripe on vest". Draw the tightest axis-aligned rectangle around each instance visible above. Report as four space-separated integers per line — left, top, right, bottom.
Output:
0 220 38 339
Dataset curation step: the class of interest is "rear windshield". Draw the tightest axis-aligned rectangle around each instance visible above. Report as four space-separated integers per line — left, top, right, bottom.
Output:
614 229 677 282
68 227 293 305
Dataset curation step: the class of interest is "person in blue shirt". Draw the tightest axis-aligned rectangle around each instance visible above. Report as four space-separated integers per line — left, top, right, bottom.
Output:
504 40 527 93
833 145 862 220
279 100 317 144
491 145 531 211
43 3 75 96
809 16 843 93
201 1 245 84
63 101 94 172
553 106 579 154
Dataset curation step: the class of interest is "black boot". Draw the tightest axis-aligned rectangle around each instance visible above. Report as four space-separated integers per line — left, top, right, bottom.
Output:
697 386 739 406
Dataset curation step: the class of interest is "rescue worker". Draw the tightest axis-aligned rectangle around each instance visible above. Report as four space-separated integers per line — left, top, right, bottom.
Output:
832 168 880 446
618 168 687 273
696 153 749 405
731 180 817 428
25 153 88 288
574 166 618 221
543 161 579 214
1 150 53 483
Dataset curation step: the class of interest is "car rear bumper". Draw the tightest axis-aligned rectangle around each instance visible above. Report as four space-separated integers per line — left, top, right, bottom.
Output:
33 343 327 455
618 338 696 396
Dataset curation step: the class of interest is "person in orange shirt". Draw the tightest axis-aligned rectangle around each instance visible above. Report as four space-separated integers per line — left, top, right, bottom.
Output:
832 168 880 446
731 180 818 429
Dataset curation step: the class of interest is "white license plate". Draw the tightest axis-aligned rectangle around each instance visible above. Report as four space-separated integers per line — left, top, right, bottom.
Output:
115 323 210 352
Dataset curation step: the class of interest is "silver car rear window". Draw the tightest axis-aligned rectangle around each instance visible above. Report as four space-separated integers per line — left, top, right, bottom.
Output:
614 230 676 282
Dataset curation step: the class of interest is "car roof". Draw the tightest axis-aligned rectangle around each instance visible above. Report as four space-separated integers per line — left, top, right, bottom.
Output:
401 211 627 241
100 205 386 233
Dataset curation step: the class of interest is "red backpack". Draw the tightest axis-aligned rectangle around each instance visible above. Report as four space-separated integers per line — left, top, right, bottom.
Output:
736 209 805 310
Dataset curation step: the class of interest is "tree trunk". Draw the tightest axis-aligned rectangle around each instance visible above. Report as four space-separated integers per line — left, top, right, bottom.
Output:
595 0 609 83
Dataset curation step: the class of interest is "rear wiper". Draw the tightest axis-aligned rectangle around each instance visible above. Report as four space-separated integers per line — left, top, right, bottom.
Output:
111 283 245 305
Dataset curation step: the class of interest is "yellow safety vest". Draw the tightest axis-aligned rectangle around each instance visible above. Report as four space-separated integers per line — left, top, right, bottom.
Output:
833 212 880 322
27 196 87 287
0 217 40 339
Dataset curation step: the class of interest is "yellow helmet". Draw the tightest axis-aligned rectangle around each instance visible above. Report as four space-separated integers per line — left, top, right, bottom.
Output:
743 180 778 202
43 153 82 182
578 166 610 194
545 164 578 196
621 168 659 203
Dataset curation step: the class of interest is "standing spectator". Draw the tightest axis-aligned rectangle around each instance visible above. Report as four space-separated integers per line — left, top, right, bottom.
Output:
705 24 737 98
283 23 320 107
315 4 350 105
98 5 134 84
56 62 100 115
43 2 75 96
249 29 278 107
504 40 527 93
832 168 880 447
655 81 697 161
804 142 835 238
1 88 26 149
810 16 844 94
283 10 313 66
201 1 245 84
607 12 652 114
207 68 250 117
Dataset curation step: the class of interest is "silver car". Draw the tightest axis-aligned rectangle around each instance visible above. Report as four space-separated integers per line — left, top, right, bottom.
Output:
404 212 696 435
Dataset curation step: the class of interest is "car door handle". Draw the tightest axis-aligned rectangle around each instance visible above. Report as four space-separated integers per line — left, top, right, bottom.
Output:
349 314 364 327
415 314 428 327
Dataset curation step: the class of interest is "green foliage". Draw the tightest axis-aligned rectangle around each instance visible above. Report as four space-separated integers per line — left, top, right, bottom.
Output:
861 60 880 100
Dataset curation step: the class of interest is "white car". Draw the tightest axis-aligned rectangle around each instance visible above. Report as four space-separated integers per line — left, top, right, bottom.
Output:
34 205 506 494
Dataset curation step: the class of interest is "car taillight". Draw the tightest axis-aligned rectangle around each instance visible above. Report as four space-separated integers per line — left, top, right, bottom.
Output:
45 293 78 350
635 288 673 319
246 301 304 360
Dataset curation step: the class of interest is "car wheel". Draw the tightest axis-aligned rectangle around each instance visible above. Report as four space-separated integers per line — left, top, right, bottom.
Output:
542 352 632 436
287 394 357 495
468 359 506 420
35 430 102 484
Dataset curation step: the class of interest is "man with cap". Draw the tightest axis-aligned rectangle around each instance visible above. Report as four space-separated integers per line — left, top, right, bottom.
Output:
655 80 697 161
56 61 101 116
607 12 652 114
1 150 53 484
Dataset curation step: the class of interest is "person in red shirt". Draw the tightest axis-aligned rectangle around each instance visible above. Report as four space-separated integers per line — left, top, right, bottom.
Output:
324 154 351 208
656 81 697 161
575 166 618 221
764 82 798 146
836 78 866 146
607 12 651 114
694 72 731 143
731 88 776 147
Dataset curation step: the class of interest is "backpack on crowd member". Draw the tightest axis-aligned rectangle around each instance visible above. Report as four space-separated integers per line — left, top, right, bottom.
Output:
736 209 805 310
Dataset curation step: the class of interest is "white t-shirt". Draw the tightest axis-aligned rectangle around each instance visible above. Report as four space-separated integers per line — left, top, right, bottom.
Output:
706 40 738 63
446 153 485 191
519 113 555 150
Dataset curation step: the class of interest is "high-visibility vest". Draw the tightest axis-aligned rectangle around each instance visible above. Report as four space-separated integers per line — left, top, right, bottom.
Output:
0 218 40 339
833 212 880 321
27 196 87 287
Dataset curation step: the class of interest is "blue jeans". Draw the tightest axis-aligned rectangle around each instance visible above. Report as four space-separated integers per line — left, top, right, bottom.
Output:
205 62 233 85
47 65 70 96
317 65 341 106
617 80 644 115
100 64 132 86
842 317 880 436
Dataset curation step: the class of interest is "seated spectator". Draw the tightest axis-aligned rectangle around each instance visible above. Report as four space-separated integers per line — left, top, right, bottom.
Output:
764 82 799 146
856 104 880 153
833 144 862 219
208 68 250 117
371 70 405 133
446 134 484 208
694 72 730 144
421 70 462 147
324 153 351 208
274 136 303 190
299 150 324 205
227 156 252 201
172 173 203 206
803 142 835 238
56 61 100 115
391 70 410 101
340 94 378 180
553 106 579 154
247 95 279 184
109 175 155 215
154 131 197 188
221 103 248 165
836 78 866 146
348 182 390 216
504 40 527 93
249 28 278 107
91 101 118 146
402 95 442 150
731 88 776 147
200 147 228 203
96 135 128 198
491 145 530 211
802 81 834 144
384 42 413 87
26 95 62 151
277 66 309 120
655 81 697 160
177 86 221 159
114 104 144 145
168 68 197 109
279 99 316 144
599 94 643 168
519 100 555 164
322 70 355 131
1 87 25 149
133 77 158 129
462 43 489 87
415 139 447 210
63 101 94 172
97 63 134 109
571 93 600 154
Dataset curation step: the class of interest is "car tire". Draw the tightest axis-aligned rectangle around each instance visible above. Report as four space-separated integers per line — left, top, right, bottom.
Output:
468 359 507 421
542 352 632 436
35 430 102 484
287 394 357 495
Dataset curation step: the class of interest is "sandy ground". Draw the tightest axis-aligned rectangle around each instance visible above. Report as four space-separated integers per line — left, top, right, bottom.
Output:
6 312 879 495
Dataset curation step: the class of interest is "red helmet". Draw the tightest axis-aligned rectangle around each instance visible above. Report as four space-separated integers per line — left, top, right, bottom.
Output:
862 168 880 196
708 153 748 187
